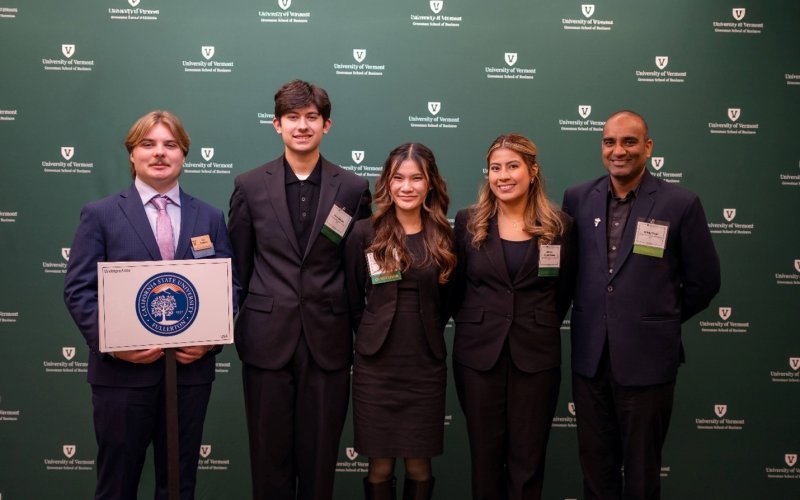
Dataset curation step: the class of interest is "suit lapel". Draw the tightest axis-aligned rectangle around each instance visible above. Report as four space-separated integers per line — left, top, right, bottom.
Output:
611 172 657 280
119 186 161 260
265 160 301 257
304 159 341 261
175 190 197 259
485 216 512 284
590 180 609 269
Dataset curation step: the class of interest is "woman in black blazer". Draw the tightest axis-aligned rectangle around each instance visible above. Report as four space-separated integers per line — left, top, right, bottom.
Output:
450 134 575 500
345 143 456 500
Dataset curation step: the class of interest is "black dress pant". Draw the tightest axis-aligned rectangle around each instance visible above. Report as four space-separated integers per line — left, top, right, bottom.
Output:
454 346 560 500
92 382 212 500
572 350 675 500
243 335 350 500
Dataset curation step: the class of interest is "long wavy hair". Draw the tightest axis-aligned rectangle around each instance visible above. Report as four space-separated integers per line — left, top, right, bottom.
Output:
467 133 565 247
369 143 456 283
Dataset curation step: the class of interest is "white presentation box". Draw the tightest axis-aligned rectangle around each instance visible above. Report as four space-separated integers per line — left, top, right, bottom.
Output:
98 259 234 352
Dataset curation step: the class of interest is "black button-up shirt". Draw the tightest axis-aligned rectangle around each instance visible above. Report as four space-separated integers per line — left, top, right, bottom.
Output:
606 184 640 272
284 158 322 254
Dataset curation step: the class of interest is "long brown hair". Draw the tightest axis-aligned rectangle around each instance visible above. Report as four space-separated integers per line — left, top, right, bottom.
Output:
369 143 456 283
467 133 565 247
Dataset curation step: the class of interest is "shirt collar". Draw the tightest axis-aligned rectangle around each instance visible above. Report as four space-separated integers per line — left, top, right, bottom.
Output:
283 157 322 185
607 180 640 203
134 177 181 207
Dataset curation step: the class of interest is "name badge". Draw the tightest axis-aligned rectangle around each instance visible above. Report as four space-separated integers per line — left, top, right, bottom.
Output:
321 204 353 244
538 244 561 277
190 235 216 258
633 218 669 258
366 252 402 284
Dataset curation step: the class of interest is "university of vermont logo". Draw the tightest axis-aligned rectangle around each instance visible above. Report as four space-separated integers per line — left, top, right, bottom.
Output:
201 148 214 161
61 147 75 161
578 105 592 119
278 0 291 10
62 347 76 361
201 46 215 60
352 151 364 164
346 447 358 460
655 56 669 70
136 273 199 336
651 157 665 170
732 8 746 21
427 102 441 116
714 404 727 418
430 1 443 14
200 445 212 458
582 4 595 18
63 445 76 458
786 454 798 467
505 52 518 67
723 208 736 222
353 49 366 63
718 307 732 320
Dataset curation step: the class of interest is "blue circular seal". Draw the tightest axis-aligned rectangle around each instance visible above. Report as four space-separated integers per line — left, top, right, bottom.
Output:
135 272 199 337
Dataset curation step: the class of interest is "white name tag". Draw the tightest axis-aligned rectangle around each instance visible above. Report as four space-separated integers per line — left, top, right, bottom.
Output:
321 204 353 244
538 244 561 277
366 252 402 284
633 219 669 258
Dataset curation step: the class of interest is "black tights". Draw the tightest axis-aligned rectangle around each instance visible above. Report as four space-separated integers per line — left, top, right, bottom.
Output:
367 457 431 483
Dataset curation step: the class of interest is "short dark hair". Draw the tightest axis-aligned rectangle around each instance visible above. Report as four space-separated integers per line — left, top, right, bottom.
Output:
274 80 331 121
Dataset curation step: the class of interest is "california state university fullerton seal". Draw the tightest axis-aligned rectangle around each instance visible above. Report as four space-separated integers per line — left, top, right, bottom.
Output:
136 272 199 336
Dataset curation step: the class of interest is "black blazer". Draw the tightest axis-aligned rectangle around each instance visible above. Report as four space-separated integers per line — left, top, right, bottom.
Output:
229 155 372 370
562 171 720 386
344 219 448 360
450 208 575 373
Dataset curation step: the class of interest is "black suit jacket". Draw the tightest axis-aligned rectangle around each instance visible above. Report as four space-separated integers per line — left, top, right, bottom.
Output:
562 171 721 386
63 185 237 387
344 219 448 360
450 209 575 373
229 155 372 370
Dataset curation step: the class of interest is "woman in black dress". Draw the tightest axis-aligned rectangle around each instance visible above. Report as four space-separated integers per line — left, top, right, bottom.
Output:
450 134 575 500
345 143 456 500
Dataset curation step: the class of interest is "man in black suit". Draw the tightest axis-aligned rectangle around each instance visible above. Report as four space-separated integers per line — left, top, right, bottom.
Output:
229 80 372 500
561 110 720 499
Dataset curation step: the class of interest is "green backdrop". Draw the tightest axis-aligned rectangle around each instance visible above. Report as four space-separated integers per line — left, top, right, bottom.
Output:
1 1 798 498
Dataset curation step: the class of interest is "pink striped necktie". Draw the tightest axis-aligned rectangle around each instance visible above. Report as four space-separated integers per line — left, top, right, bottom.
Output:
150 195 175 260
